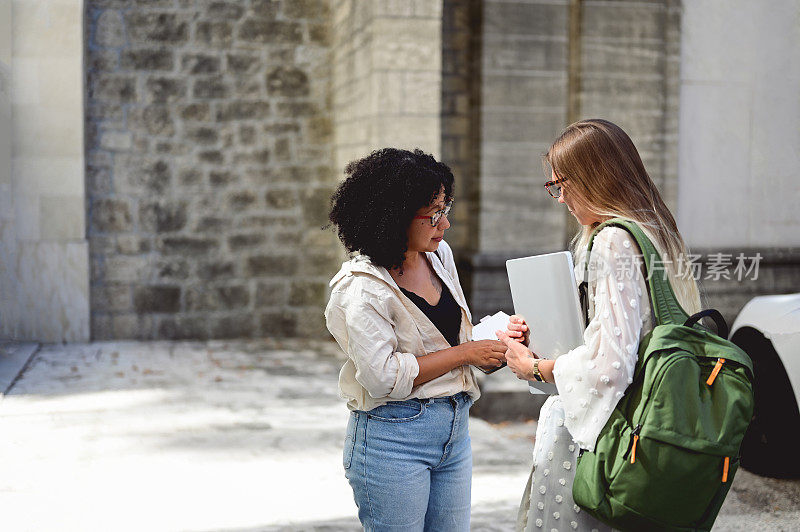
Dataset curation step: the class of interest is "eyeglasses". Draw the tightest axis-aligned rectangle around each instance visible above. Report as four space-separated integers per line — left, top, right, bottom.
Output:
413 201 453 227
544 177 568 199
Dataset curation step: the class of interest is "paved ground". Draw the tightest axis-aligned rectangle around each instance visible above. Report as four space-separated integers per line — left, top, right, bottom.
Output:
0 340 797 531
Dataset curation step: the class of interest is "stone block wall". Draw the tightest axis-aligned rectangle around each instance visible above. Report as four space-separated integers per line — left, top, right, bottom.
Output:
330 0 374 171
441 0 481 258
0 0 90 342
478 0 569 254
331 0 444 173
4 0 786 344
579 0 681 209
85 0 340 340
459 0 573 320
461 0 685 321
677 0 800 319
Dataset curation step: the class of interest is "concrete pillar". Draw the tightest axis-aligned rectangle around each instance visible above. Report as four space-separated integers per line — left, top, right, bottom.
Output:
677 0 800 322
678 0 800 248
0 0 89 342
459 0 683 322
331 0 443 172
462 0 570 321
579 0 682 208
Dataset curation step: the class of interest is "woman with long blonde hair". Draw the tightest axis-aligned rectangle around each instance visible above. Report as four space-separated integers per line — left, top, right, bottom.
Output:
496 119 701 531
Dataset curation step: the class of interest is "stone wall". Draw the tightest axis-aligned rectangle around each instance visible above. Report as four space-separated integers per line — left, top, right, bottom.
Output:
0 0 90 342
463 0 684 321
330 0 374 172
579 0 682 208
441 0 481 259
478 0 569 254
678 0 800 248
464 0 572 319
84 0 445 342
6 0 790 344
677 0 800 320
85 0 339 340
331 0 443 172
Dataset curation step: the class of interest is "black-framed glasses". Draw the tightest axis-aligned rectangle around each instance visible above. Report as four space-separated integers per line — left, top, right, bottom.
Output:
544 177 568 199
413 201 453 227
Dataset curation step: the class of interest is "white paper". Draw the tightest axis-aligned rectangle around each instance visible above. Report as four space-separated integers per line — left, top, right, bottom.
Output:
473 310 557 395
471 311 511 341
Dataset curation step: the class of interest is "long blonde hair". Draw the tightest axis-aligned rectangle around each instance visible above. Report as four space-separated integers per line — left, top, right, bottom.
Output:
546 119 702 315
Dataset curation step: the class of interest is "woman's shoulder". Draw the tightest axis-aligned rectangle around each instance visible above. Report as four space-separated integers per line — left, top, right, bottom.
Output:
327 260 396 312
593 226 642 256
332 271 388 299
587 226 645 282
590 226 642 275
327 281 392 324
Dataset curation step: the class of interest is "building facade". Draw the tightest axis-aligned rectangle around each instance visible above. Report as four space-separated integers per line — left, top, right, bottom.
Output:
0 0 797 342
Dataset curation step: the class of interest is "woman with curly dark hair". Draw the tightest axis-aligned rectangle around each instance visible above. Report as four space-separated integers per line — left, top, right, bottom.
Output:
325 148 506 531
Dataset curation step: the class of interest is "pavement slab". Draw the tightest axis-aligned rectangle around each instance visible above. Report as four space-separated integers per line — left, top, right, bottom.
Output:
0 341 39 395
0 340 796 531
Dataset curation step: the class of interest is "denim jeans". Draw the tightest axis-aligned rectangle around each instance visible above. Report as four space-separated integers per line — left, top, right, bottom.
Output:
343 392 473 531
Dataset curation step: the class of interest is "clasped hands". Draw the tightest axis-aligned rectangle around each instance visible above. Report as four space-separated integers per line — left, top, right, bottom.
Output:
495 315 555 383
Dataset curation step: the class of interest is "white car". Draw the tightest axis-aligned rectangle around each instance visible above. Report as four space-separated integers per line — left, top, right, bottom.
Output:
729 293 800 477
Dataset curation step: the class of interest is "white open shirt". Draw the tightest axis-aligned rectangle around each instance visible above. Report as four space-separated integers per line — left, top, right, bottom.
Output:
324 240 480 412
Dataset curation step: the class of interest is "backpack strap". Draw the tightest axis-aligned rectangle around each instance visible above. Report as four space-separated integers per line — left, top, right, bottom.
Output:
583 218 689 327
684 308 729 339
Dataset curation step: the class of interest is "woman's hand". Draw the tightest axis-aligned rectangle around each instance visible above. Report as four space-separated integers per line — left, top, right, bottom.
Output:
495 330 556 383
504 314 530 347
495 330 537 380
457 340 507 368
414 340 506 387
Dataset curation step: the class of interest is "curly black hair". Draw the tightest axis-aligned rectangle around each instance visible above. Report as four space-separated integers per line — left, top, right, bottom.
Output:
327 148 455 271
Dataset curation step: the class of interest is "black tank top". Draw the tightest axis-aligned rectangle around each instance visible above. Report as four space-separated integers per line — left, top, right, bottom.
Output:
400 283 462 348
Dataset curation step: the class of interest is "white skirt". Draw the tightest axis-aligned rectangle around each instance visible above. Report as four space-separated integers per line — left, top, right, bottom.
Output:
516 395 613 532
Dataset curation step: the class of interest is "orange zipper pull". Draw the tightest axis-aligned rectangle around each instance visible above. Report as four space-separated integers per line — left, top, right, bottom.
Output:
706 358 726 385
722 456 730 482
624 424 642 464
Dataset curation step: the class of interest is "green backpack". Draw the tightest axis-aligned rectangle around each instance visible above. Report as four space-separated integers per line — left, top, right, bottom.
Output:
571 219 755 531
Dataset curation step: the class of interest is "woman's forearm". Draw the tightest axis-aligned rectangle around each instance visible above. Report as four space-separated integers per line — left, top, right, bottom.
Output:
538 359 555 383
413 346 465 387
518 356 556 383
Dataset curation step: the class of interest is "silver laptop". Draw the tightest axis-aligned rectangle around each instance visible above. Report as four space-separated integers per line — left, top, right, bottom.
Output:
506 251 585 395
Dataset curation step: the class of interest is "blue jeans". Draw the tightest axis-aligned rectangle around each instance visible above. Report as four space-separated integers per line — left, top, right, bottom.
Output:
343 392 473 531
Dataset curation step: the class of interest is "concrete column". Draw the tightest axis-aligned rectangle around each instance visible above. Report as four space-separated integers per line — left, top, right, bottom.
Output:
463 0 570 320
1 0 89 342
578 0 682 208
677 0 800 322
678 0 800 248
331 0 443 172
